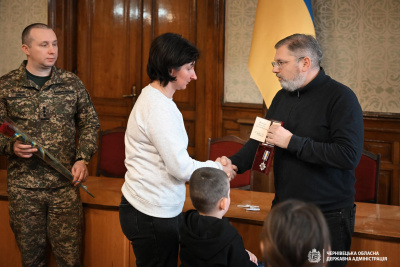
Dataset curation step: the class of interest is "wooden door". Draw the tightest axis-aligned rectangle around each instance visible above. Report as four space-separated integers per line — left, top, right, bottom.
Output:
141 0 198 156
49 0 225 167
77 0 142 129
74 0 223 160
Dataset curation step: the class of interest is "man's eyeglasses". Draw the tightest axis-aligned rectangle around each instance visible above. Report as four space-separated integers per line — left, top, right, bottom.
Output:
271 57 305 69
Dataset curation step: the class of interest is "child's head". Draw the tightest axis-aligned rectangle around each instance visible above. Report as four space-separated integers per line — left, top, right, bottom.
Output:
189 167 230 215
260 199 330 267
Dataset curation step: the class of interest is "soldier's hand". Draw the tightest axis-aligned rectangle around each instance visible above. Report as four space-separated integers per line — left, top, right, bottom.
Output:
71 160 89 186
13 140 38 158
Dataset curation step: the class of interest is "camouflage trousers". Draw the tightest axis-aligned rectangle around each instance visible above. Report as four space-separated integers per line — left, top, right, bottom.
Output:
8 185 83 267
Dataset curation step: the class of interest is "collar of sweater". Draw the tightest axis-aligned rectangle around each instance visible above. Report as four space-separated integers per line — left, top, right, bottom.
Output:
290 67 328 97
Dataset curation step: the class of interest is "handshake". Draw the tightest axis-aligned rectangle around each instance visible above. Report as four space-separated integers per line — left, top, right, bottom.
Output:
215 156 238 181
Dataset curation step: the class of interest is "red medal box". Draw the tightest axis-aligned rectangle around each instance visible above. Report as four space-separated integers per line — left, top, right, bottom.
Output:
251 120 282 174
251 142 275 174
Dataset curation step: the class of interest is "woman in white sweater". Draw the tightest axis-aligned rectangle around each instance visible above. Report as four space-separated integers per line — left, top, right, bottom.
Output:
119 33 236 267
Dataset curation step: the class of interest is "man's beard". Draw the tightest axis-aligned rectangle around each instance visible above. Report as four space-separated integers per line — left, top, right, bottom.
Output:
279 72 306 92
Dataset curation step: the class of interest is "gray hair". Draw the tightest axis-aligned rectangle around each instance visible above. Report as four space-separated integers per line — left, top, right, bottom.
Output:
275 34 322 69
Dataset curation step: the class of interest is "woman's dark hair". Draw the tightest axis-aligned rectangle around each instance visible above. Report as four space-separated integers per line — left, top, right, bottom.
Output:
260 199 331 267
146 33 199 87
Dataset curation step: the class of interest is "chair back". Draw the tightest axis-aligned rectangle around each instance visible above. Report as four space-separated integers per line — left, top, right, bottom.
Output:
354 149 381 203
207 135 252 190
96 127 127 178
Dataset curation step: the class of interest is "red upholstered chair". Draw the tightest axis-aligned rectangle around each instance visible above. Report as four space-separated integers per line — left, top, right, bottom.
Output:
207 135 252 190
354 149 381 203
96 127 127 178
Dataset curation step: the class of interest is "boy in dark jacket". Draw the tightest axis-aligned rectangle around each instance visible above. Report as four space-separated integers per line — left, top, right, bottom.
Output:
179 167 258 267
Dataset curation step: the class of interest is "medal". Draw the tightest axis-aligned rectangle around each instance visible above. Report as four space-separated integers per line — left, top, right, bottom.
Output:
259 150 270 171
259 162 266 171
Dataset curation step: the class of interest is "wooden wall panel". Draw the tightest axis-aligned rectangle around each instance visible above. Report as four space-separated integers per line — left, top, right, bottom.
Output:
363 113 400 205
0 199 21 267
83 208 131 266
221 104 263 139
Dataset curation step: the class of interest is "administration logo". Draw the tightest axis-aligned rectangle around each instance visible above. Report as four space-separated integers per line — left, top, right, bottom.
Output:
308 248 321 263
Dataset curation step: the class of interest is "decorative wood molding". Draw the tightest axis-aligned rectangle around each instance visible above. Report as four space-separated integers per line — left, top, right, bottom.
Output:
48 0 77 72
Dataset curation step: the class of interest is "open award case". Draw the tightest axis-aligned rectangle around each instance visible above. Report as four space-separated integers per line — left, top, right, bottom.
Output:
250 118 282 174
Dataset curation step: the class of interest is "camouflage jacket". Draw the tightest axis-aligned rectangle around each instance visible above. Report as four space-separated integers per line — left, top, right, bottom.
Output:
0 61 100 188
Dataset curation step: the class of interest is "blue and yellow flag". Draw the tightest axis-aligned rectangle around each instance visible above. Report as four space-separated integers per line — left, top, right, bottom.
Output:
248 0 315 107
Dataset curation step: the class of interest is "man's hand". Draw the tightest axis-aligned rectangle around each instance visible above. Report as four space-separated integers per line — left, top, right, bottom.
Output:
71 160 89 186
265 124 293 149
13 140 38 158
216 156 238 181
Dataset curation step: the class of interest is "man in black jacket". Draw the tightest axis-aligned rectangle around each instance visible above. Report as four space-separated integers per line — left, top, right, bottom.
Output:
230 34 364 267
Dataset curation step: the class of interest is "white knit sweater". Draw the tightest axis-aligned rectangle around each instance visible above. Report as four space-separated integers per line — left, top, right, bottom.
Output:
122 85 222 218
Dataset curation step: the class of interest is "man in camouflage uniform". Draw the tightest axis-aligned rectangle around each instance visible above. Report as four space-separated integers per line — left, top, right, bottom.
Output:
0 23 100 266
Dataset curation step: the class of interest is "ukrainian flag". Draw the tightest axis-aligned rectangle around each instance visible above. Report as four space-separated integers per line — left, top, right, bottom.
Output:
248 0 315 107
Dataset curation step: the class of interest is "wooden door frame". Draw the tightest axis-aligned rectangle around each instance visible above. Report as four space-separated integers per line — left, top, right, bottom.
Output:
193 0 225 160
48 0 77 73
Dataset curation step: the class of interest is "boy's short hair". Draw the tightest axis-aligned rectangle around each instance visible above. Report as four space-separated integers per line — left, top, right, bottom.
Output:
22 23 53 46
189 167 229 214
261 199 330 267
146 32 199 87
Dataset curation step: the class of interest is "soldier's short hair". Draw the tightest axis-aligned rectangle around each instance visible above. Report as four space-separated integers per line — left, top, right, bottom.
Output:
146 32 199 87
22 23 53 46
189 167 229 214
